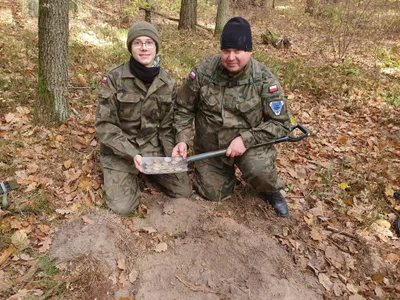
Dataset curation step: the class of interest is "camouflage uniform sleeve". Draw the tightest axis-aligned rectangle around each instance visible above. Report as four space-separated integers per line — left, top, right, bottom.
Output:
174 67 201 145
159 82 177 156
95 72 139 160
240 69 291 148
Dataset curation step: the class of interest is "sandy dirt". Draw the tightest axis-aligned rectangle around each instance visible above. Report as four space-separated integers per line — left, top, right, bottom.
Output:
50 195 323 299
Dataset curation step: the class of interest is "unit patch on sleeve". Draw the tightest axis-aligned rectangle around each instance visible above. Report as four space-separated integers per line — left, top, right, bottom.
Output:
268 85 278 93
269 101 285 116
189 71 196 80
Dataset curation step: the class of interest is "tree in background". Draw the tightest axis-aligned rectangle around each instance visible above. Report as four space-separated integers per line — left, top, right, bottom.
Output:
214 0 229 37
37 0 69 124
178 0 197 30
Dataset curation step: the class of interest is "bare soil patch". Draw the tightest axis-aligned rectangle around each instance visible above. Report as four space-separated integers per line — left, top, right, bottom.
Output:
50 196 323 299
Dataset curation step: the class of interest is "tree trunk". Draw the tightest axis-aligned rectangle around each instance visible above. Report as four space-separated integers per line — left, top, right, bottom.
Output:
37 0 69 125
214 0 229 37
144 0 152 23
178 0 197 30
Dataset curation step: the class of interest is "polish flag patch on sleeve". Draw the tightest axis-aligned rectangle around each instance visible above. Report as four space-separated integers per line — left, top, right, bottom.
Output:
189 71 196 80
101 76 108 83
268 85 278 93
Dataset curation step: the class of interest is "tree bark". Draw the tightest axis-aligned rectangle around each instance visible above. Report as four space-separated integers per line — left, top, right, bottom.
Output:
144 0 152 22
37 0 69 125
178 0 197 30
214 0 229 37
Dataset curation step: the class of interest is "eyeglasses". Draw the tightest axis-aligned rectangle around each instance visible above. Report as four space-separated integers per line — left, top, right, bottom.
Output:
132 40 155 49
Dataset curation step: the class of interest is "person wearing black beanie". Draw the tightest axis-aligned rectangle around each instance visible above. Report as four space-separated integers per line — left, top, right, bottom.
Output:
173 17 292 218
95 21 191 216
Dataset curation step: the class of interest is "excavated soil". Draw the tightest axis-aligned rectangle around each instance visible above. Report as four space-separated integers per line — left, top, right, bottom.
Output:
50 196 323 299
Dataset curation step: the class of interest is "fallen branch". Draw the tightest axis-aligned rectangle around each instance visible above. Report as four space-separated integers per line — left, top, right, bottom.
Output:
325 225 361 242
140 8 213 32
175 275 219 295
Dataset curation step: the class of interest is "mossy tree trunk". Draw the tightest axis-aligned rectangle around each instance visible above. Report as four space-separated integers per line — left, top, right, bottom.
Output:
214 0 229 37
144 0 152 23
37 0 69 125
178 0 197 30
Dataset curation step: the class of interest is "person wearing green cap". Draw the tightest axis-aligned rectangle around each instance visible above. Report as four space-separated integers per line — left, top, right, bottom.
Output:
95 21 191 216
173 17 291 217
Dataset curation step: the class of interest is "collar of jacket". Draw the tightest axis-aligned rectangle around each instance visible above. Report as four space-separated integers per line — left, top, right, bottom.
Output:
120 61 169 84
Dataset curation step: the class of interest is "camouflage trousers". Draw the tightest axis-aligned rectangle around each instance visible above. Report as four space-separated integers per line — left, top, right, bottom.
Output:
194 145 284 201
103 168 192 216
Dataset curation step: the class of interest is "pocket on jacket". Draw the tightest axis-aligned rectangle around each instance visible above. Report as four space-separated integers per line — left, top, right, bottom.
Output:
238 97 262 127
117 92 141 121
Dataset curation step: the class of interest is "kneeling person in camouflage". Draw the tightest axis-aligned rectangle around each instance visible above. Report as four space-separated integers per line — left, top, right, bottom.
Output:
95 22 191 215
172 17 290 217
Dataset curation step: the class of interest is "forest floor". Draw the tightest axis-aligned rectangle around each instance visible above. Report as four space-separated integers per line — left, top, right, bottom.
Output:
0 1 399 299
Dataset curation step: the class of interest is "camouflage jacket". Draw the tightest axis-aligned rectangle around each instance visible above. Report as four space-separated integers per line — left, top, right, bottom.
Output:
95 62 177 173
175 55 291 152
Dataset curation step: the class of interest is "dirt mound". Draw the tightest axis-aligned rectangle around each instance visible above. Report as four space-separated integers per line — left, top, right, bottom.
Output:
50 197 323 299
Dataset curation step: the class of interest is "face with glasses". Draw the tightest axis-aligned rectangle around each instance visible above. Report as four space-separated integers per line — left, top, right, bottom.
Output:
131 36 156 67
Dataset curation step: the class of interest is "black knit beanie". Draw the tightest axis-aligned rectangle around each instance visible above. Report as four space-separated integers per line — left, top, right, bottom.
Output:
127 21 160 54
220 17 252 52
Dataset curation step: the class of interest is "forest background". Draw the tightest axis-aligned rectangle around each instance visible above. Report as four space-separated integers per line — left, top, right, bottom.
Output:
0 0 399 299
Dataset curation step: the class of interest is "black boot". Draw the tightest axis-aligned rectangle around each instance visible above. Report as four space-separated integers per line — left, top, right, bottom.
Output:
263 192 289 217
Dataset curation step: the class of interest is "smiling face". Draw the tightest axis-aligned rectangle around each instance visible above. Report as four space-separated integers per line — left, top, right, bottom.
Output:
220 49 252 74
130 36 156 67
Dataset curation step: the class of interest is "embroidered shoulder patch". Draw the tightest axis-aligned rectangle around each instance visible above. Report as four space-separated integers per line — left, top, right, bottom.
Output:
101 76 108 83
268 85 278 93
269 101 285 116
189 71 196 80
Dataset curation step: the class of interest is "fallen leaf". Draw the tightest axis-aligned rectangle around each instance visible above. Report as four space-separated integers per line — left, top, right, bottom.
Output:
0 245 15 265
141 227 157 234
120 296 134 300
11 230 30 250
5 113 15 123
37 224 52 234
338 182 350 190
310 228 324 241
26 163 39 174
318 273 333 291
64 160 72 169
349 295 365 300
370 219 393 237
129 269 138 283
371 273 385 283
154 242 168 253
82 215 93 224
117 258 126 270
304 215 313 225
38 237 52 253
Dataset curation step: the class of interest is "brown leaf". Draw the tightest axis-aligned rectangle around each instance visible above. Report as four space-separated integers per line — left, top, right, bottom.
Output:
82 215 93 224
117 258 126 270
0 245 15 265
63 160 72 169
310 228 324 241
26 163 39 174
318 273 333 291
349 295 365 300
11 230 30 250
154 242 168 253
77 74 87 86
38 237 52 253
371 273 385 283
